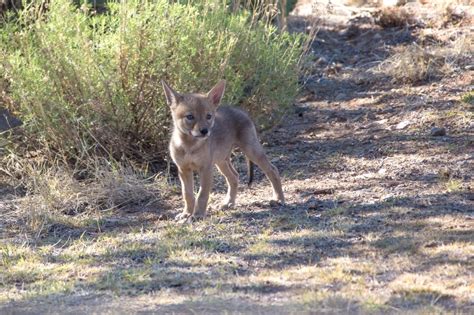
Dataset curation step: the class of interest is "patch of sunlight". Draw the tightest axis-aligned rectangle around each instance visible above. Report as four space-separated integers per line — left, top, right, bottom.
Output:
168 248 236 267
421 242 474 260
2 260 106 302
298 291 361 313
0 243 39 267
389 273 448 295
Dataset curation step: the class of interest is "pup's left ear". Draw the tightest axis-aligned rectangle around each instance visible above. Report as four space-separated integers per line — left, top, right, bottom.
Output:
207 80 226 107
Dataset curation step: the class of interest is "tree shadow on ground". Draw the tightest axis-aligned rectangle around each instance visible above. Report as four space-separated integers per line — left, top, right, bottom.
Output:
0 294 365 315
236 190 472 254
1 184 471 312
2 189 471 313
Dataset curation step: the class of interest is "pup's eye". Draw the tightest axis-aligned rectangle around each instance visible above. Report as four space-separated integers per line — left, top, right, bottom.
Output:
206 114 212 120
185 114 194 120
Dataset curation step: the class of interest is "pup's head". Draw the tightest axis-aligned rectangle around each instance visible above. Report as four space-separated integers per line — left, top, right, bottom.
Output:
162 80 226 139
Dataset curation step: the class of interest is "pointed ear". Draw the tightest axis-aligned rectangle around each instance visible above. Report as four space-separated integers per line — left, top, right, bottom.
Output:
161 80 179 107
207 80 226 107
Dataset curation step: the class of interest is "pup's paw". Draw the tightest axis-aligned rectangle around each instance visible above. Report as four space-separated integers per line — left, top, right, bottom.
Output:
191 212 207 220
220 202 235 210
271 193 285 206
177 217 192 225
269 199 285 207
175 211 192 222
178 214 205 224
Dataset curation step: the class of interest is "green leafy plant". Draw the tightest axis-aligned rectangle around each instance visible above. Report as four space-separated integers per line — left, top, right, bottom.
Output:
461 91 473 105
1 0 304 166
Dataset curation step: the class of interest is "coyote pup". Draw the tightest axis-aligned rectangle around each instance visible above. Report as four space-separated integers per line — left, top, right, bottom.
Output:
162 80 285 222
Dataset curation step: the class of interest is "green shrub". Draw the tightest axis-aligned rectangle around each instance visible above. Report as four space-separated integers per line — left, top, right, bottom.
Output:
461 91 473 105
1 0 303 166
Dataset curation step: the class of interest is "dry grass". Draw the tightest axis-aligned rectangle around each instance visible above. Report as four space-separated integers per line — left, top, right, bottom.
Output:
374 33 472 83
374 6 416 28
378 44 447 83
461 91 474 105
0 157 164 237
2 206 471 312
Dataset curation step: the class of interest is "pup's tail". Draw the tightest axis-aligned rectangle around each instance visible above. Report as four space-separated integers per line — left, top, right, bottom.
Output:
247 158 254 187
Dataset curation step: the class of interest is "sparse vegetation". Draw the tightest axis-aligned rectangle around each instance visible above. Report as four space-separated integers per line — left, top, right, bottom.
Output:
445 179 462 193
461 91 474 105
374 33 472 84
5 159 163 236
374 6 415 28
377 44 447 83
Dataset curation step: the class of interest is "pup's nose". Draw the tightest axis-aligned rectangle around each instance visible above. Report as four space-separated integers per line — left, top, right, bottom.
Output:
200 128 208 136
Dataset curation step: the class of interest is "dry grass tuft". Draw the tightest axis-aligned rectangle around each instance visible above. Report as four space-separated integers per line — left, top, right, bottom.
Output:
461 91 474 105
433 1 473 25
374 7 416 28
379 44 447 83
375 34 472 83
1 156 163 237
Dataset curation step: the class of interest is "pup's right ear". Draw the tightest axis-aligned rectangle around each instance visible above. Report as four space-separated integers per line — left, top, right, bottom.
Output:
161 80 179 107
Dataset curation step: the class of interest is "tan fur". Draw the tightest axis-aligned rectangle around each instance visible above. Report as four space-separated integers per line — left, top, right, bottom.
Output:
162 80 285 223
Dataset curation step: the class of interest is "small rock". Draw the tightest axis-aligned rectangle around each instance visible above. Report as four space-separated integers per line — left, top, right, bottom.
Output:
395 120 411 130
316 56 328 65
449 5 471 19
430 127 446 137
354 75 367 85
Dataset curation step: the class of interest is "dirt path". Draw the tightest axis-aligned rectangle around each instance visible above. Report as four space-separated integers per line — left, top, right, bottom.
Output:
1 1 473 314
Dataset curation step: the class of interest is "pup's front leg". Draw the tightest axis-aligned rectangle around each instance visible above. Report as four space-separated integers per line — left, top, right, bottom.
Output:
176 168 195 221
192 165 213 219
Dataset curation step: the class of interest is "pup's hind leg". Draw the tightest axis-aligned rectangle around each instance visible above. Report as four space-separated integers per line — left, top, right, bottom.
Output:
216 158 239 209
239 140 285 204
